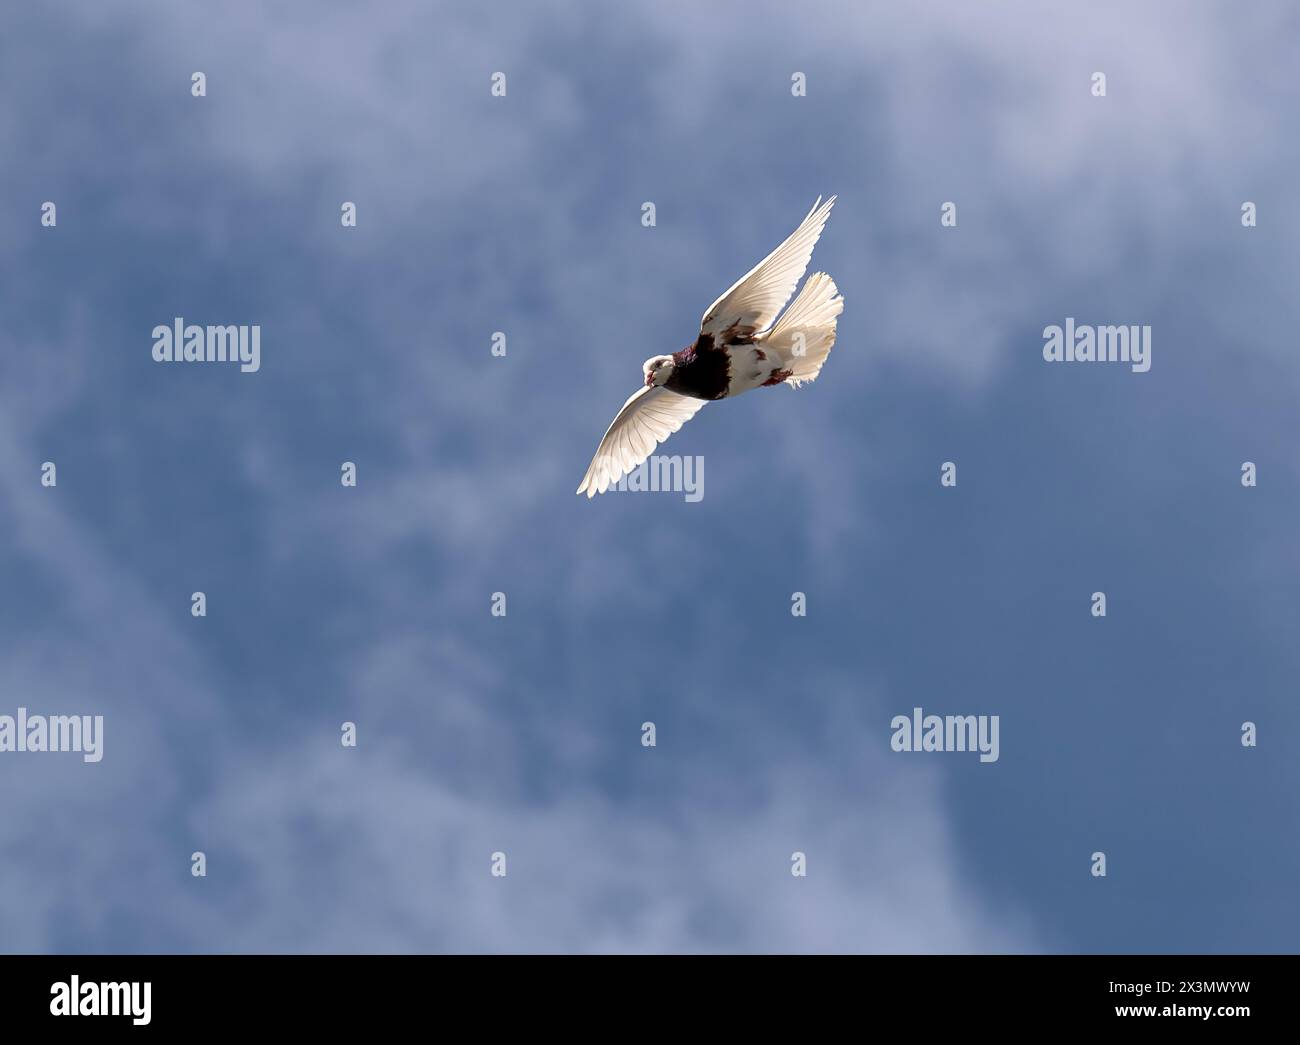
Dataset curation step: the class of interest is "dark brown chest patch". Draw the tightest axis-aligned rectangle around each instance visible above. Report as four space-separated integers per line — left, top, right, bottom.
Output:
667 333 732 401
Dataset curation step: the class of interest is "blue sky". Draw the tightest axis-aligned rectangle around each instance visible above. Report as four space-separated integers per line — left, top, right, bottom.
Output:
2 0 1298 953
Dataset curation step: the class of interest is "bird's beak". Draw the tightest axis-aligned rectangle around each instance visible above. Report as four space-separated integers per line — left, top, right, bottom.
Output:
645 372 655 387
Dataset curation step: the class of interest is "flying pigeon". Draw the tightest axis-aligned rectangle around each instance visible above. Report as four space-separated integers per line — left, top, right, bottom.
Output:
576 196 843 497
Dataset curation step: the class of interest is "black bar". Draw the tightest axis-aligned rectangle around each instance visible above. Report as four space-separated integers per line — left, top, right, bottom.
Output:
0 954 1284 1032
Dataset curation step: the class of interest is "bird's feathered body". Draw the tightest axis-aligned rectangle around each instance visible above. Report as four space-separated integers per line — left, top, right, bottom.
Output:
577 196 844 497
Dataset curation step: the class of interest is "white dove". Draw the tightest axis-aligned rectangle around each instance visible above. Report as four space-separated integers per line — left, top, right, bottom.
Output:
576 196 843 498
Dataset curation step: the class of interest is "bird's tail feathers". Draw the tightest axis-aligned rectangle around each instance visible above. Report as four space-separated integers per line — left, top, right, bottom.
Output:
765 273 843 388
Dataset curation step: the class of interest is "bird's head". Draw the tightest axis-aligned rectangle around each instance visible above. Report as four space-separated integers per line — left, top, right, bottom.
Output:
643 354 675 388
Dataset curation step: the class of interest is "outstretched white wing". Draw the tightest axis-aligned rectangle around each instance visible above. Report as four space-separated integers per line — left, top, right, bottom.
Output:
698 195 836 340
576 386 707 498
